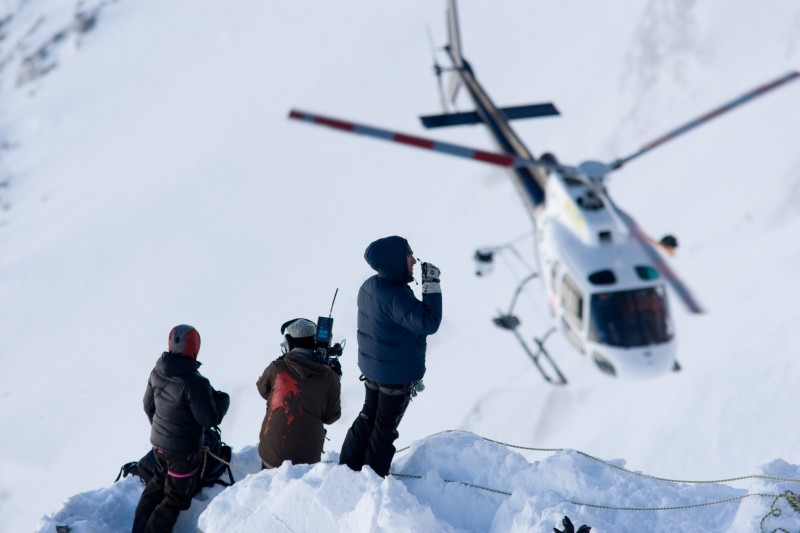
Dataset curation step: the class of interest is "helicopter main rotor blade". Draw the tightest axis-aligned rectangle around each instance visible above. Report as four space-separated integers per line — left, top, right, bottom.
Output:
288 109 551 170
610 71 800 171
600 190 705 314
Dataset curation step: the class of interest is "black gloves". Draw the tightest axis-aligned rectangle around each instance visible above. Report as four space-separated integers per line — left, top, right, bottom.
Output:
213 389 230 402
213 390 231 424
329 359 342 377
554 516 591 533
421 262 441 294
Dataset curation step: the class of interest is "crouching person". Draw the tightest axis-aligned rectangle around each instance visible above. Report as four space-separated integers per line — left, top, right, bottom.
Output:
132 325 230 533
257 318 342 469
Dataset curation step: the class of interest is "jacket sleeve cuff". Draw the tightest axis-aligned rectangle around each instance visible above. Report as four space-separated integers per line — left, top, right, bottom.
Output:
421 282 441 294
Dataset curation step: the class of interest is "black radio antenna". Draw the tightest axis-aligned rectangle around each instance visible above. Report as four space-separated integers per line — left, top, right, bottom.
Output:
328 288 339 317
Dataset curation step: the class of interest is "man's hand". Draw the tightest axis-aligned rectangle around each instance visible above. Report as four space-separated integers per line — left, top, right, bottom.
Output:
421 262 441 294
421 262 440 283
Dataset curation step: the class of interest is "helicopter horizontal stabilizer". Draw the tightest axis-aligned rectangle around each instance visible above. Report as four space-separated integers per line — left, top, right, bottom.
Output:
420 103 560 129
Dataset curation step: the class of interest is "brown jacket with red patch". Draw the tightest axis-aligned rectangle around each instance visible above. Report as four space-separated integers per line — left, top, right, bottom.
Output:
257 349 341 468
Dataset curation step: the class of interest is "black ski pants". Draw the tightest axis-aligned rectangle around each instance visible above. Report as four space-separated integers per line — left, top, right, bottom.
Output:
132 448 200 533
339 378 412 477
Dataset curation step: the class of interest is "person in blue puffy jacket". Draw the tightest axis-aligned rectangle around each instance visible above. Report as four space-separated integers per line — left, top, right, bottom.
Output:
339 235 442 477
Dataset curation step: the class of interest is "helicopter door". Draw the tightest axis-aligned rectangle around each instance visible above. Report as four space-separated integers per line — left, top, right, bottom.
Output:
549 260 560 292
560 274 586 354
547 260 561 314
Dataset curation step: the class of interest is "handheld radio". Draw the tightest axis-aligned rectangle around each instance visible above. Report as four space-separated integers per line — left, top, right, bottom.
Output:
314 288 344 364
315 288 338 348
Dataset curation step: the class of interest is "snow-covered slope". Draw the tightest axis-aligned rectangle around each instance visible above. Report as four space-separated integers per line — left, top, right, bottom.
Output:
1 1 799 532
35 433 800 533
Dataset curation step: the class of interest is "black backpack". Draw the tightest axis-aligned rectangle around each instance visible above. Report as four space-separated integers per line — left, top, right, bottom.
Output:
116 426 235 492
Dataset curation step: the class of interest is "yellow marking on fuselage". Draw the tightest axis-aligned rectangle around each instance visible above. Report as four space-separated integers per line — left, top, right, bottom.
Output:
562 193 586 236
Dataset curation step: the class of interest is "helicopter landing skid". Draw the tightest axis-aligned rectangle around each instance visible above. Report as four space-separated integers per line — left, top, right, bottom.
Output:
494 317 567 385
493 272 567 385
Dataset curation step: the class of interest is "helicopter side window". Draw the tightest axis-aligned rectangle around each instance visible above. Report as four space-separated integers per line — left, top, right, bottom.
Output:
561 274 584 330
588 269 616 285
635 265 659 281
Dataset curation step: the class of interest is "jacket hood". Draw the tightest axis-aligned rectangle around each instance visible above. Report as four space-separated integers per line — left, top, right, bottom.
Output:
157 351 201 377
284 349 331 378
364 235 412 283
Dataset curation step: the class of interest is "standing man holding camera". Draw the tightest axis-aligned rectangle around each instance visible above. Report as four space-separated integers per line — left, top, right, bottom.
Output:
257 318 342 469
339 235 443 477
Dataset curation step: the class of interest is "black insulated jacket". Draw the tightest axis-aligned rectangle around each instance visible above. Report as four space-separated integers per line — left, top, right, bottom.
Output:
143 352 230 454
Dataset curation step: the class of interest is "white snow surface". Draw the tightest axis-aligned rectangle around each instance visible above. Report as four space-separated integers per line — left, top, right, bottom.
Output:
1 1 800 532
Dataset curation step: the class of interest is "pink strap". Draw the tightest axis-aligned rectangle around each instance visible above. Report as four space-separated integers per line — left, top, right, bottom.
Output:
168 468 199 478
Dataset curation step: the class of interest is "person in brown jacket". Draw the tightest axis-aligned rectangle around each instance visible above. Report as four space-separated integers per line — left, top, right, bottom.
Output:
257 318 342 468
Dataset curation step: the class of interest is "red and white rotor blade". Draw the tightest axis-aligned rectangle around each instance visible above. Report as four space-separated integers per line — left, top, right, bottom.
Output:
288 109 544 169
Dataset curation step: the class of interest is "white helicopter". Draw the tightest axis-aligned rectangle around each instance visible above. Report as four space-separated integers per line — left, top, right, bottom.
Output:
288 0 798 385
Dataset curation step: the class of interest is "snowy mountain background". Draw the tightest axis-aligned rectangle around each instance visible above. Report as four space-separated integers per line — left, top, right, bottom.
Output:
1 1 799 531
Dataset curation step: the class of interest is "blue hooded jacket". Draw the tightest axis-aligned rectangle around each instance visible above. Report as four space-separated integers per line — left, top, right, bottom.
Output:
356 236 443 384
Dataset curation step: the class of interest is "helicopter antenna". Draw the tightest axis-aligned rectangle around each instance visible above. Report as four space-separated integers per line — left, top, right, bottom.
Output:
426 26 449 114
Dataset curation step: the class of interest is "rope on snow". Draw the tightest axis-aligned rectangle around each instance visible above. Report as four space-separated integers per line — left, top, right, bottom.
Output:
199 429 800 522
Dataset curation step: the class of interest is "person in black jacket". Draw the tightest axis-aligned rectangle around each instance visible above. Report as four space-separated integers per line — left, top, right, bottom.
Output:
132 324 230 533
339 236 442 477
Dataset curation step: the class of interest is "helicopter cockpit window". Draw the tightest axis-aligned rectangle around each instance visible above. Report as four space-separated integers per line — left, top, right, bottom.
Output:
561 275 584 329
635 265 659 281
588 269 616 286
588 286 672 347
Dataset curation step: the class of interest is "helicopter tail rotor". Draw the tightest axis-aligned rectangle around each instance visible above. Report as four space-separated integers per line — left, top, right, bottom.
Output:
426 26 450 114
